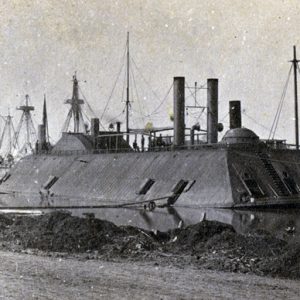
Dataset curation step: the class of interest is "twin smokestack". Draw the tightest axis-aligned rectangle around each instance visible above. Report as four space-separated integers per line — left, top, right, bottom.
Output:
173 77 242 146
43 78 241 147
173 77 221 146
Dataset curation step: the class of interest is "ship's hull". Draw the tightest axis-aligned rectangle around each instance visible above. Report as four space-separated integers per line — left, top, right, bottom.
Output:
0 146 300 209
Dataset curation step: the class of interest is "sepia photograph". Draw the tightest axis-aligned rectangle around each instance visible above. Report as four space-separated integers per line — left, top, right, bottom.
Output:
0 0 300 299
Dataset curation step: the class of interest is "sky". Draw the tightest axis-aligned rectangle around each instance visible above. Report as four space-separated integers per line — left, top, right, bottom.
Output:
0 0 300 143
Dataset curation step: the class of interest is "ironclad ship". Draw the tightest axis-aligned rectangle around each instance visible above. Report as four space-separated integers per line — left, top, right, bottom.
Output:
0 40 300 221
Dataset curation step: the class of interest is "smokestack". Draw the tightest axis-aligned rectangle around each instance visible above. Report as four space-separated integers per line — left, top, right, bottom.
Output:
38 124 46 146
42 95 49 143
173 77 185 147
91 118 99 137
229 101 242 129
116 121 121 133
207 79 218 143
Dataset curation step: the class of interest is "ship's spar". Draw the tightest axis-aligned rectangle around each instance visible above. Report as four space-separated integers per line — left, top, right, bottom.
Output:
291 45 299 150
125 32 130 144
268 46 300 148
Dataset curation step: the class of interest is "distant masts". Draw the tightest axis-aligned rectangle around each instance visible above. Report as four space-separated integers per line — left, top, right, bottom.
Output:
63 73 86 133
14 94 37 153
0 110 17 156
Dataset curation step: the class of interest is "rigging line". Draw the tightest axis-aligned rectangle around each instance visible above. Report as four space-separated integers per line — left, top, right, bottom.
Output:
270 65 293 139
242 112 283 138
61 109 72 133
121 56 127 103
149 82 173 116
130 57 162 104
269 65 293 139
269 95 283 139
130 57 146 125
100 59 125 122
78 86 96 117
81 109 91 122
78 86 105 130
185 94 195 100
11 121 19 150
100 42 127 123
193 107 206 123
78 110 87 132
185 81 202 107
273 65 292 137
0 120 8 149
219 112 229 122
188 109 205 117
108 108 126 124
272 70 291 139
48 135 55 143
28 116 37 137
242 112 270 131
78 86 105 131
13 114 24 148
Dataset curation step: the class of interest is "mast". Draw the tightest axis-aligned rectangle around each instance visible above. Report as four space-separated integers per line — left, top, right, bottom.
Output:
64 73 85 133
15 94 36 152
25 95 30 146
194 81 197 106
126 32 130 143
7 111 12 155
292 45 299 150
73 75 80 132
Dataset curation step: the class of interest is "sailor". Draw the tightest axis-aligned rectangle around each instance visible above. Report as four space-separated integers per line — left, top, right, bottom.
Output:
43 141 49 152
148 136 152 151
133 139 138 152
141 135 145 152
157 134 163 148
7 154 14 165
35 140 39 153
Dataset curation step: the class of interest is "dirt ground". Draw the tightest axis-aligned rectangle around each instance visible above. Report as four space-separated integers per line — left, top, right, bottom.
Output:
0 211 299 299
0 250 299 300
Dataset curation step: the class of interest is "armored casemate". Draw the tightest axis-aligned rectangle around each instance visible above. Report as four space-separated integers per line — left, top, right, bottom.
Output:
0 45 300 214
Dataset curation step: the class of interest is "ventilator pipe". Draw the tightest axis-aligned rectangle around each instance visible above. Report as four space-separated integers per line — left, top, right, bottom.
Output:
38 124 46 146
229 100 242 129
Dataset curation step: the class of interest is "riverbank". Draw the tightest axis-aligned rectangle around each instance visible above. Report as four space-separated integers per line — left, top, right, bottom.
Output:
0 211 299 280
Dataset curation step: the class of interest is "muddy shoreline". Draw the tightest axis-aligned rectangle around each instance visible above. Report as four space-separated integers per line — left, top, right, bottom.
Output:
0 211 299 281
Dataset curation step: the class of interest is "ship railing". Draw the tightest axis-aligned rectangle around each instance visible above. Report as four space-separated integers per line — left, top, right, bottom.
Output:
260 139 299 150
34 142 233 156
34 134 300 156
284 144 298 150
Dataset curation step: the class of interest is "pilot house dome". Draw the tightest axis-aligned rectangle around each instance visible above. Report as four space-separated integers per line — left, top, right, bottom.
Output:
222 127 259 144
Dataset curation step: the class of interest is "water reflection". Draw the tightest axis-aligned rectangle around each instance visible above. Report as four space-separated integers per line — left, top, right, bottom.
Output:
65 207 300 241
1 206 300 241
